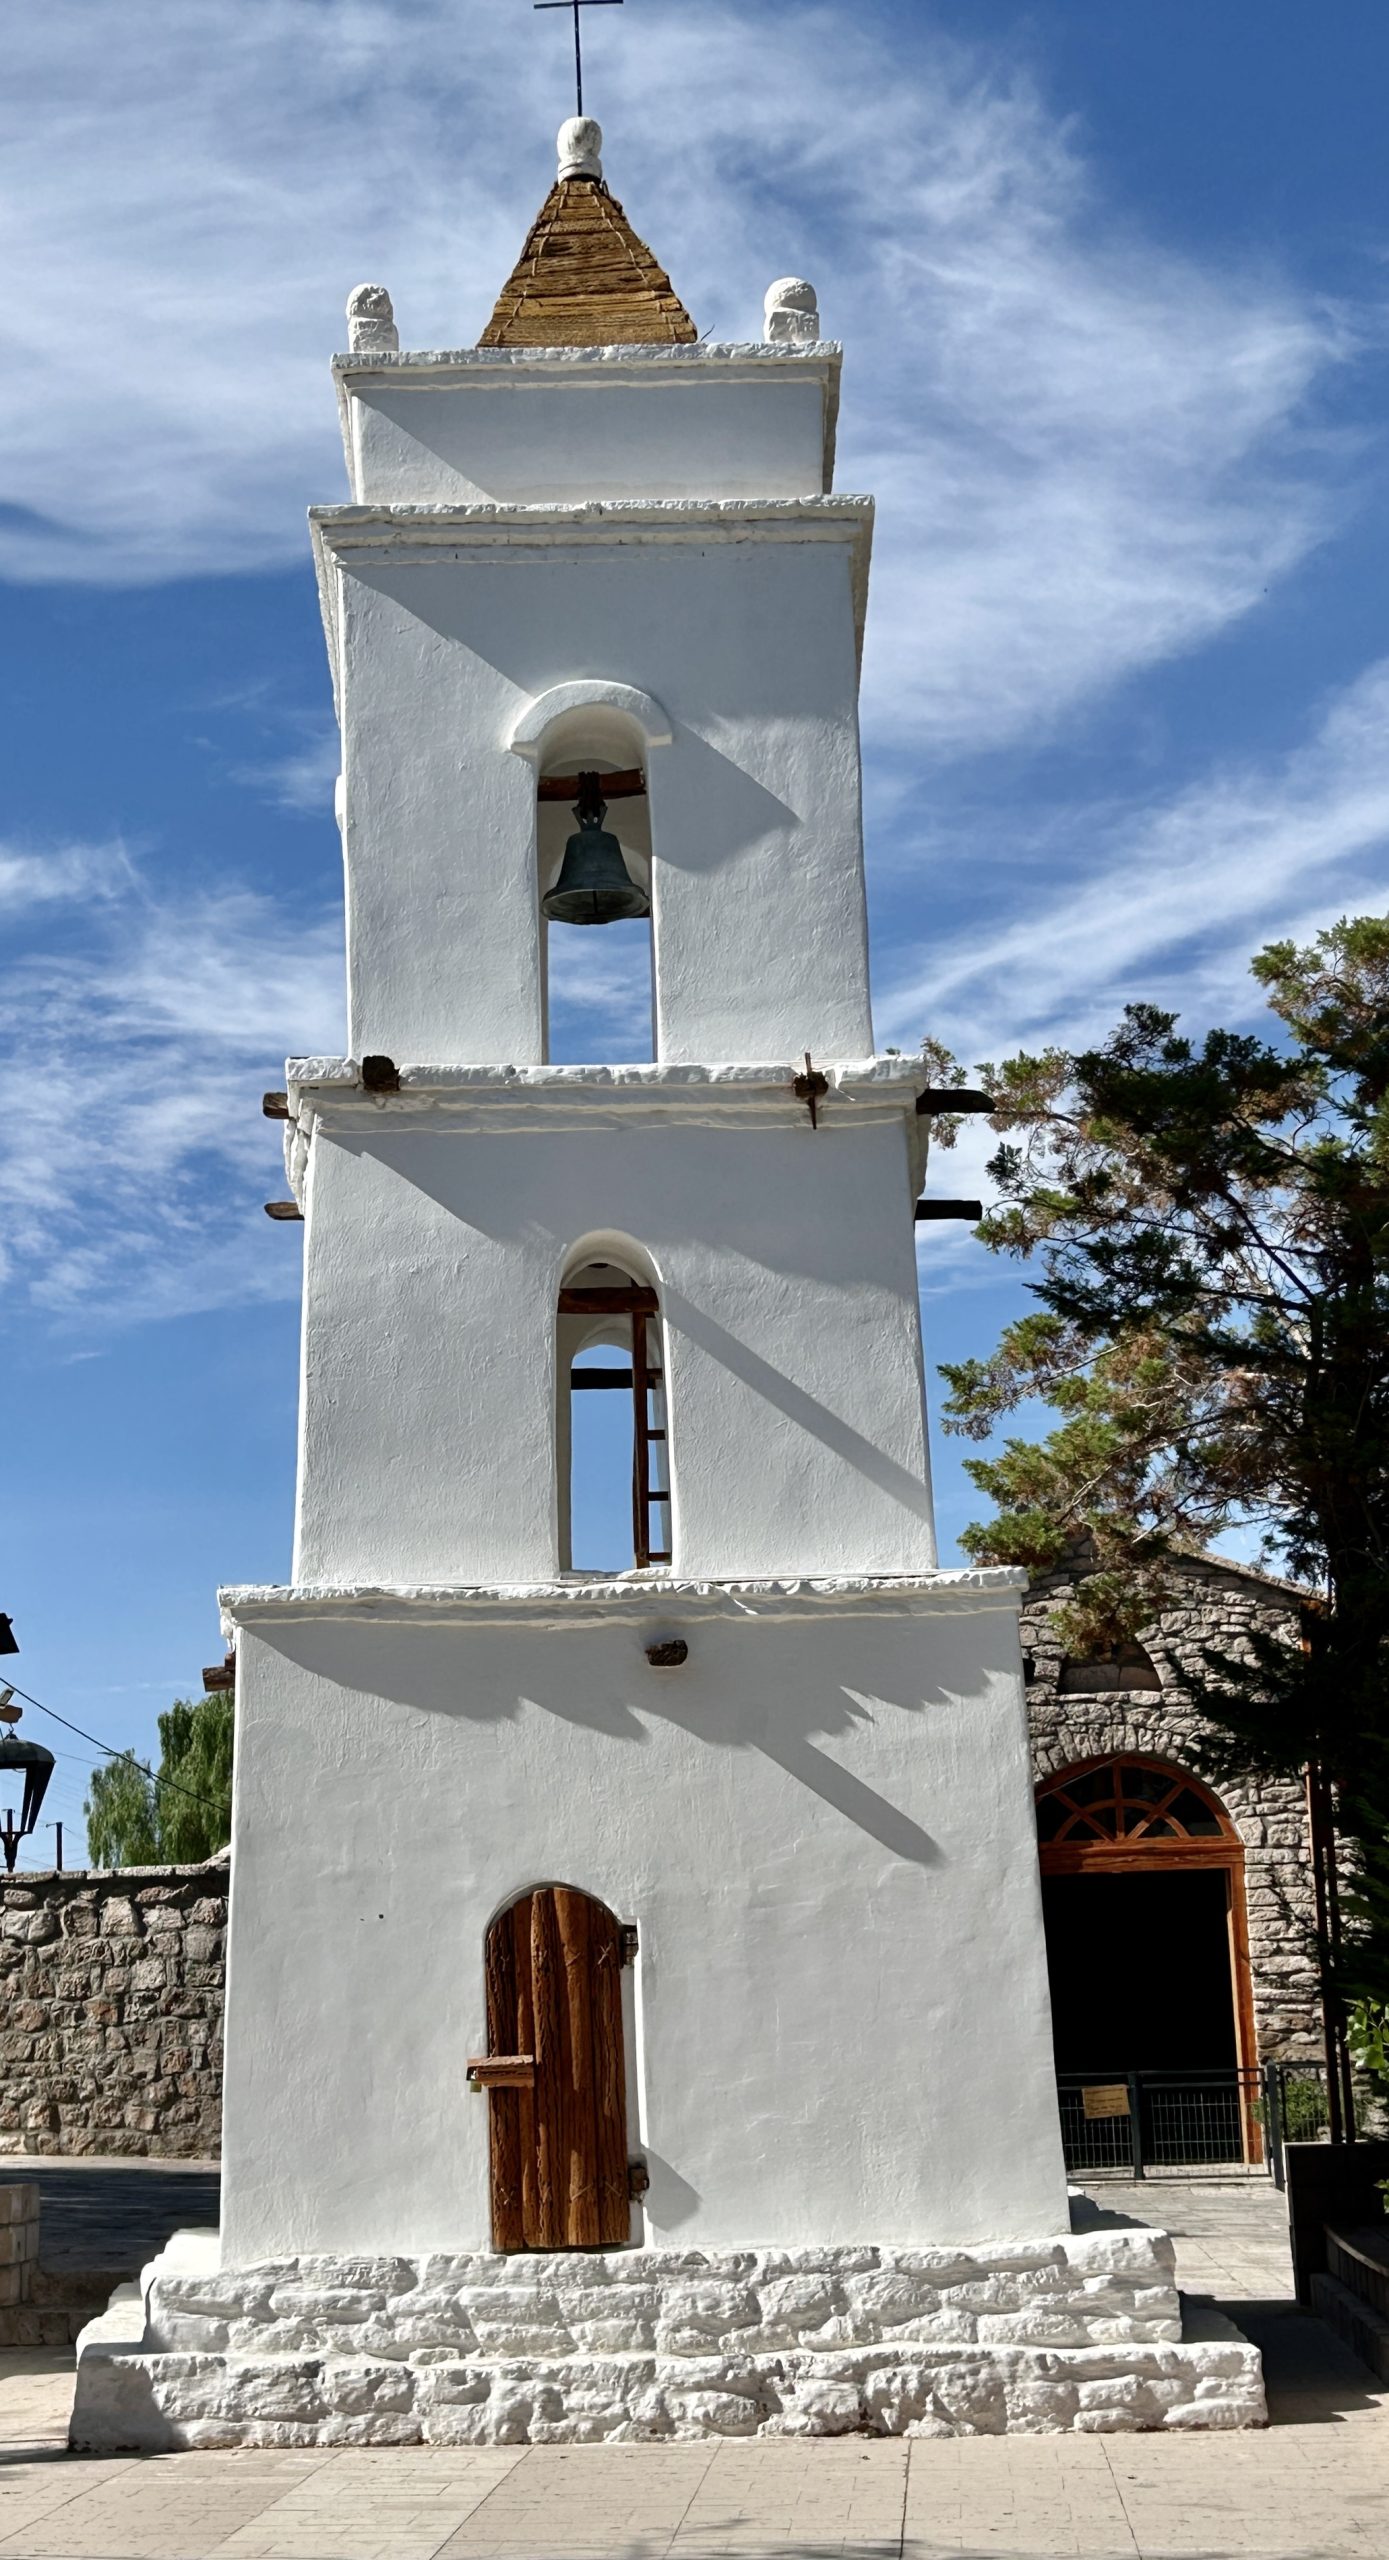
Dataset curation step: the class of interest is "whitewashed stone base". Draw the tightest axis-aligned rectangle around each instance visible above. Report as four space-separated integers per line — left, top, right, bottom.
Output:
71 2231 1264 2448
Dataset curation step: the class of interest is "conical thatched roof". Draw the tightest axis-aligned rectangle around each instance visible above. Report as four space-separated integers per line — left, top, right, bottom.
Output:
480 162 696 349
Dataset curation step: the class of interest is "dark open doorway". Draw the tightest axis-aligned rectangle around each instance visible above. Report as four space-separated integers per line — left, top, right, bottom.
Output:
1042 1869 1238 2075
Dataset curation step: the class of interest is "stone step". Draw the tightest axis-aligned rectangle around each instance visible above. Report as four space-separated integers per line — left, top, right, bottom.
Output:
1309 2269 1389 2384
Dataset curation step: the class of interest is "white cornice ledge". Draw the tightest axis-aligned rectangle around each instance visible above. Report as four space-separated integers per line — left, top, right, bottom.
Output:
311 496 871 540
286 1057 921 1095
331 342 843 376
220 1569 1027 1635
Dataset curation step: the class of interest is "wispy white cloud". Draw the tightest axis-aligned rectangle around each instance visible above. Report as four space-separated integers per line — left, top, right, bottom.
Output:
0 840 136 910
2 1 1357 756
0 863 343 1317
882 655 1389 1066
235 728 340 817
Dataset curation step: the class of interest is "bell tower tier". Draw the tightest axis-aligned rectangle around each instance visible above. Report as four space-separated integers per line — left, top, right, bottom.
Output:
68 117 1262 2457
316 460 871 1069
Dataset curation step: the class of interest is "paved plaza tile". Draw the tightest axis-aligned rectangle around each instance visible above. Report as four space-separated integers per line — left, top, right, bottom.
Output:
1 2181 1386 2558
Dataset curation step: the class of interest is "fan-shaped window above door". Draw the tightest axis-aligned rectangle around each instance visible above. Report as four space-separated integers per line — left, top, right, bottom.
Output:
1036 1758 1232 1847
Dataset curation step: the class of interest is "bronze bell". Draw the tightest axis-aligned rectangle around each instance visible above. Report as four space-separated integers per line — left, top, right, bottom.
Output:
542 773 650 926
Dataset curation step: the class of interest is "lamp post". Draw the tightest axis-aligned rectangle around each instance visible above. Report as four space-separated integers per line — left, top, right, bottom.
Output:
0 1689 55 1874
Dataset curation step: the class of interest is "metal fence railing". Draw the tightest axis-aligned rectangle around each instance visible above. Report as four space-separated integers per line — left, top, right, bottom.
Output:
1058 2065 1337 2180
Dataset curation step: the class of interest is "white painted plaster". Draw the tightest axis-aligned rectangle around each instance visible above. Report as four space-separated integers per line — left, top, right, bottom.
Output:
346 284 399 355
314 502 874 1065
333 347 842 508
765 277 820 346
287 1100 934 1585
216 1588 1065 2264
557 115 603 180
509 680 674 757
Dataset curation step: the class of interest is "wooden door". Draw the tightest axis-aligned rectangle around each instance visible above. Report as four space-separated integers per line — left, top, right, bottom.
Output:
483 1885 630 2250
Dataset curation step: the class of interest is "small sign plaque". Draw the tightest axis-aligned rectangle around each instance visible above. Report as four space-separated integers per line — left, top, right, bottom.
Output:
1082 2082 1131 2120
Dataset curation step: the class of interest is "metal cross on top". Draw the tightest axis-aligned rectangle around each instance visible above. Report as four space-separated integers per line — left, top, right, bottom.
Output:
534 0 623 119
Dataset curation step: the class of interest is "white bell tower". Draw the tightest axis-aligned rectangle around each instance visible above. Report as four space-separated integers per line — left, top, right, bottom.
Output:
219 114 1066 2252
72 117 1265 2457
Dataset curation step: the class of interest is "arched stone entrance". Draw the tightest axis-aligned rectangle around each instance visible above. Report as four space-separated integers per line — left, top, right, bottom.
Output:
1036 1755 1260 2162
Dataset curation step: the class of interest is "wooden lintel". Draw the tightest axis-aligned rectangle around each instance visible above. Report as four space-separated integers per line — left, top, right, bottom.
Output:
537 768 646 802
558 1286 658 1314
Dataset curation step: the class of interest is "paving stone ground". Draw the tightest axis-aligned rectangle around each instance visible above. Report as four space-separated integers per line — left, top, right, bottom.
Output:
0 2173 1385 2558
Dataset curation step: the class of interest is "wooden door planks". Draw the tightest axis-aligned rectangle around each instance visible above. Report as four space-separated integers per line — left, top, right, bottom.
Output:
554 1887 601 2247
482 1885 631 2251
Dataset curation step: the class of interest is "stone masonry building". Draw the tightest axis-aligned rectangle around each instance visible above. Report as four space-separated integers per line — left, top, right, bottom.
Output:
1022 1544 1321 2088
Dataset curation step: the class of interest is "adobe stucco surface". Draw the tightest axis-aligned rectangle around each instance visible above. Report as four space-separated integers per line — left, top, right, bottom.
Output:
0 1858 225 2157
1023 1549 1321 2060
0 1550 1317 2167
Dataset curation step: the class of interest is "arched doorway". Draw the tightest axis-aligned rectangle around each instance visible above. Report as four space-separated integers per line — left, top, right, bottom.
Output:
476 1885 632 2250
1036 1756 1259 2163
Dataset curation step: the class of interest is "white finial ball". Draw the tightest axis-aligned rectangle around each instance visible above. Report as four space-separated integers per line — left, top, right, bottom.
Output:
764 276 820 344
346 283 399 353
558 116 603 180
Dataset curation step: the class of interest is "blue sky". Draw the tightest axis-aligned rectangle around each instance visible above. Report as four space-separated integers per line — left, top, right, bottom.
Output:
5 0 1389 1859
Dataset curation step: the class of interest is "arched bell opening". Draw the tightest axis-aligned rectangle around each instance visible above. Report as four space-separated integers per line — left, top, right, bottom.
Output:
557 1248 670 1575
536 724 654 1066
1036 1754 1260 2162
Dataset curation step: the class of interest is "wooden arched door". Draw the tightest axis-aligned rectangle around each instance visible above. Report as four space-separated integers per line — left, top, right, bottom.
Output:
480 1885 631 2251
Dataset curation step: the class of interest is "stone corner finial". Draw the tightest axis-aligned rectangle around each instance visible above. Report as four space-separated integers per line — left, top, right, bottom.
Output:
346 283 399 353
558 115 603 181
764 276 820 346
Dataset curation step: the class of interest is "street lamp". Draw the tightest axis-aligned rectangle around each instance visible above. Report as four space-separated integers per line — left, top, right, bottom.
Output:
0 1690 54 1873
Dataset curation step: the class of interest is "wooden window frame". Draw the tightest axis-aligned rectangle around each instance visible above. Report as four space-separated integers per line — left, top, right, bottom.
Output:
560 1283 671 1570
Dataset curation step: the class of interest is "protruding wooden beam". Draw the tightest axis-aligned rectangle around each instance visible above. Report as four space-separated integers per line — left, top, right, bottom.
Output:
362 1054 400 1093
916 1088 996 1116
466 2053 537 2090
262 1091 290 1120
915 1199 983 1222
265 1201 304 1221
202 1652 236 1693
558 1286 658 1314
537 768 646 801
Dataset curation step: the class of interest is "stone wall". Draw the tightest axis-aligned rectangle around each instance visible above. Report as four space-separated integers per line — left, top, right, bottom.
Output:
1022 1548 1322 2061
0 1859 226 2158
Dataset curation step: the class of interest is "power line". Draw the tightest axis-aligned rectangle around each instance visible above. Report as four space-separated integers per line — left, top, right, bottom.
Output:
0 1678 229 1817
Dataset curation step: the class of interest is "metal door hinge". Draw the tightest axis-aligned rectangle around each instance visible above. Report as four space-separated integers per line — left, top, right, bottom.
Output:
619 1922 639 1966
627 2157 650 2199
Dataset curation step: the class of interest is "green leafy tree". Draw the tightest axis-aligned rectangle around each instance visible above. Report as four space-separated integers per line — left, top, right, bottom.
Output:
934 916 1389 2011
84 1691 233 1868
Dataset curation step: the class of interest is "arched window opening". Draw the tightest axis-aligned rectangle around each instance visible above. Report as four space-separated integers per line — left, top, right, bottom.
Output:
538 752 654 1065
479 1884 632 2251
1057 1641 1162 1694
558 1259 670 1573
